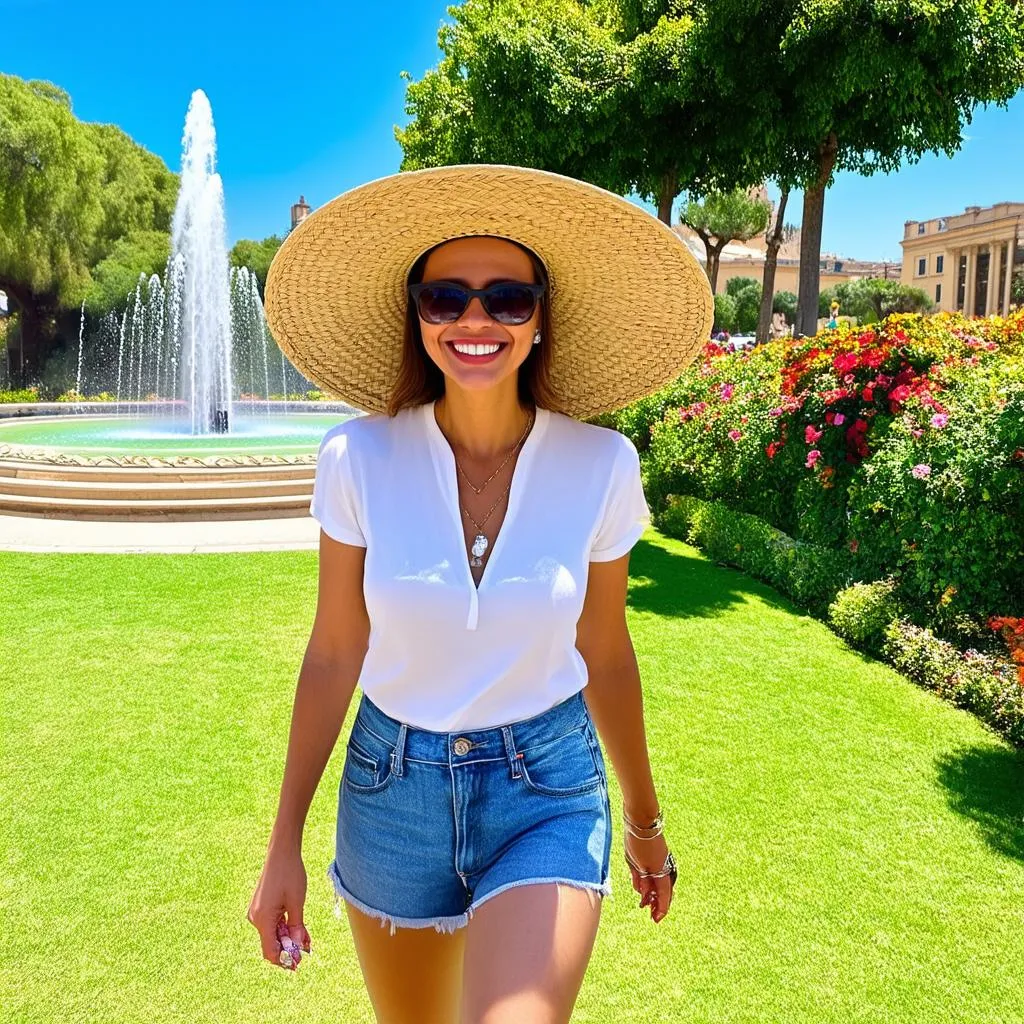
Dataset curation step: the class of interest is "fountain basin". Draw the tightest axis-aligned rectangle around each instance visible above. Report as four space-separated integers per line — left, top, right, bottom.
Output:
0 403 360 521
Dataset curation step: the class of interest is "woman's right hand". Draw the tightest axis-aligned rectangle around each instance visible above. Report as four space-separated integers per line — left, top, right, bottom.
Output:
247 842 312 970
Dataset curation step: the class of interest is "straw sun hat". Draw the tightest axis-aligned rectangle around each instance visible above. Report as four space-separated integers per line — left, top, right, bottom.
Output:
263 164 714 420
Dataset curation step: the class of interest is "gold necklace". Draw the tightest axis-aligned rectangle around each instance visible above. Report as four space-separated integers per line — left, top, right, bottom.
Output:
453 412 536 567
453 411 534 495
461 477 516 568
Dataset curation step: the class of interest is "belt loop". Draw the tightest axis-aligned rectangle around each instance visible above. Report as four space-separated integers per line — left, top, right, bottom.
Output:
390 723 407 777
501 725 522 779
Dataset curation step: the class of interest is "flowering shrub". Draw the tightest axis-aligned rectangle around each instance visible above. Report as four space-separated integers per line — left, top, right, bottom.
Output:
882 619 1024 747
989 616 1024 686
613 310 1024 637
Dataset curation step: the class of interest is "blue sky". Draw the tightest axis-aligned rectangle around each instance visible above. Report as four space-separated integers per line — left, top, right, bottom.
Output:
3 0 1022 263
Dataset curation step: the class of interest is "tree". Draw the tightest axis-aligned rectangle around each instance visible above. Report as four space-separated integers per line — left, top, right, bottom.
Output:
0 74 177 381
756 185 792 345
84 230 171 318
713 292 737 334
397 0 1024 331
679 1 1024 335
772 290 798 323
1013 267 1024 308
396 1 755 224
679 189 770 293
229 236 284 298
397 1 629 201
725 276 762 334
819 279 933 324
773 1 1024 336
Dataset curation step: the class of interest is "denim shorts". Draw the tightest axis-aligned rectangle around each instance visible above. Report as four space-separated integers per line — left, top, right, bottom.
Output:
326 688 612 936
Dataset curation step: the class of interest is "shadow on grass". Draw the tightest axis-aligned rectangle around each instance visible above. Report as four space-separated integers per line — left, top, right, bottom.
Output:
935 745 1024 863
626 534 810 621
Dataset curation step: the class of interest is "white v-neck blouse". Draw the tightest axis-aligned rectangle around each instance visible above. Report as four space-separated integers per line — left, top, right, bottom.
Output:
309 399 650 731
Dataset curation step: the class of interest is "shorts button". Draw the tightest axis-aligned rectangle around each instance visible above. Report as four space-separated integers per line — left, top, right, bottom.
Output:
453 738 471 756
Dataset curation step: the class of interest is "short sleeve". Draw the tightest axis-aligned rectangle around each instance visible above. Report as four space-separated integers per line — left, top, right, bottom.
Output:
309 427 367 547
589 434 651 562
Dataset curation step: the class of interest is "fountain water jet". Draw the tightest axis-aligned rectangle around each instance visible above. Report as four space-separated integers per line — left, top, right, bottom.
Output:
171 89 233 434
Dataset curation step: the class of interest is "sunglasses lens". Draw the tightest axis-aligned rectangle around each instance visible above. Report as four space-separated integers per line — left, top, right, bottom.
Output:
485 285 537 325
417 285 468 323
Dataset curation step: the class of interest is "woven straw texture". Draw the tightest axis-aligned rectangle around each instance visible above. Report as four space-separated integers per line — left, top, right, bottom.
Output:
264 164 714 419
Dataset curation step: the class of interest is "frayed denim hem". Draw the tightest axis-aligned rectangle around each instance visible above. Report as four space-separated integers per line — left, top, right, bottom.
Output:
326 861 470 937
466 875 613 921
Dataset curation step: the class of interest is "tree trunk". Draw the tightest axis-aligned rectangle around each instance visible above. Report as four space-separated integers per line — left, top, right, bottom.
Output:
0 280 58 386
757 187 790 345
657 166 678 225
796 132 839 338
706 241 728 294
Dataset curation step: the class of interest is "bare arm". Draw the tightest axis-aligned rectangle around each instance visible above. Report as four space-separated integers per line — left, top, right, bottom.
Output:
575 553 659 821
269 529 370 855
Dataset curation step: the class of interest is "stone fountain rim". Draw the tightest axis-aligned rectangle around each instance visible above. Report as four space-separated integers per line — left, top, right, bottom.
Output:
0 442 319 468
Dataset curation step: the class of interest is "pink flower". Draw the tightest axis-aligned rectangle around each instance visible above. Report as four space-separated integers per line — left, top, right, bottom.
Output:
728 429 743 442
911 429 924 438
806 449 822 468
833 412 845 426
911 464 931 479
930 413 949 429
720 382 735 401
805 424 824 444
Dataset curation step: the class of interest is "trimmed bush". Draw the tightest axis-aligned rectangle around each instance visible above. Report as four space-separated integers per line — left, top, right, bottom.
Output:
882 619 1024 747
828 578 901 655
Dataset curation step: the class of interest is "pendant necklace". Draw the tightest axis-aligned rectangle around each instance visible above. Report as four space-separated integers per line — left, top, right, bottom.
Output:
451 411 535 568
461 478 516 568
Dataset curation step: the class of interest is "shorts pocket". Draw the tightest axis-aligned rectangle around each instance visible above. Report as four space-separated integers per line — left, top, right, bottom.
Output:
518 724 603 797
343 721 397 794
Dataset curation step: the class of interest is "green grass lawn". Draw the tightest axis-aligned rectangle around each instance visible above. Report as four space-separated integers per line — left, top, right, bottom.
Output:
2 529 1022 1023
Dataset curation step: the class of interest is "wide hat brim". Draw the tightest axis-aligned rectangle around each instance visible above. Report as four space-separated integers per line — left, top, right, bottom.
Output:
264 164 714 419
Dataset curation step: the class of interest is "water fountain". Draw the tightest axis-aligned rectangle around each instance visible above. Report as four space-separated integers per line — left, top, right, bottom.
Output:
0 90 357 520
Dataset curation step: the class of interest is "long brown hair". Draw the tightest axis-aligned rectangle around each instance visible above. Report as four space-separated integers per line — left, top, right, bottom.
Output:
385 237 561 417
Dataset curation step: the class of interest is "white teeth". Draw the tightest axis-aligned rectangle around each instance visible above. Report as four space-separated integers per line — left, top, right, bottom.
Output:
453 342 501 356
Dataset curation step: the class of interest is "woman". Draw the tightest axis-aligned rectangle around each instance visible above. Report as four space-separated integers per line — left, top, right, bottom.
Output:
248 164 713 1023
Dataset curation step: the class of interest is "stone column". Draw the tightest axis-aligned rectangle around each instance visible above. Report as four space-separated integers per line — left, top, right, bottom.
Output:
964 246 976 316
986 242 1000 317
1003 237 1016 315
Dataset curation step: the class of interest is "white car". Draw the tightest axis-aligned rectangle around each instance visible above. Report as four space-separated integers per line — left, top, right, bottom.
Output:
728 335 757 350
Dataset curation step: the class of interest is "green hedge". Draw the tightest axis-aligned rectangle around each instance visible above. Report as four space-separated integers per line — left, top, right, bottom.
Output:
654 492 1024 748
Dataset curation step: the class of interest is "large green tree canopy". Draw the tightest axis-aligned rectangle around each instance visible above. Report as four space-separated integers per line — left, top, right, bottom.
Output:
0 73 178 377
397 0 1024 338
682 0 1024 334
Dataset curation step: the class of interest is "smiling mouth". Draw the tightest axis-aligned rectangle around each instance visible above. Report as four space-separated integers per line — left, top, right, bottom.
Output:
446 340 508 362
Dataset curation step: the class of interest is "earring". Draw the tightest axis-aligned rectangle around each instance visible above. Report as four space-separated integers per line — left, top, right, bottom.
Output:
533 330 542 345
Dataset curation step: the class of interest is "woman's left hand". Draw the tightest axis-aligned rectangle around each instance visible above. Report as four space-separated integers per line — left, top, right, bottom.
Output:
623 828 674 923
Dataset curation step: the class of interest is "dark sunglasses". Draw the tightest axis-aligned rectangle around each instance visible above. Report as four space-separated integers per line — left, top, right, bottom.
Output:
409 280 546 326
